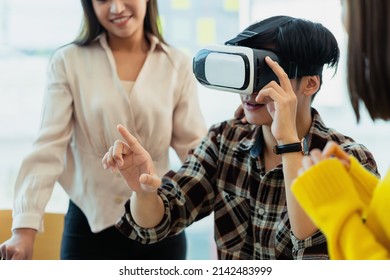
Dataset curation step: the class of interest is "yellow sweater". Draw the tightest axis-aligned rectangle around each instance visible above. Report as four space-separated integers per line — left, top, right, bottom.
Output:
291 157 390 259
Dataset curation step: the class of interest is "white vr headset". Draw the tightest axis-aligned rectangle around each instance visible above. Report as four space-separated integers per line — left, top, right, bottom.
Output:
193 16 324 95
193 44 298 95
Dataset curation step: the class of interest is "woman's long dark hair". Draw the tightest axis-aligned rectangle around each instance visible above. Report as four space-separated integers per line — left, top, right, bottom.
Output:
73 0 166 46
347 0 390 121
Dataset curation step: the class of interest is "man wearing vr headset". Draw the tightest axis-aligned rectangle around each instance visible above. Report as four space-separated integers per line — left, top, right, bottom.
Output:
102 16 378 259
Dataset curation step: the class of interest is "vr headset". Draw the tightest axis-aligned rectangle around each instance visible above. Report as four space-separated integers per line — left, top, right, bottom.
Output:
192 16 323 95
193 45 294 95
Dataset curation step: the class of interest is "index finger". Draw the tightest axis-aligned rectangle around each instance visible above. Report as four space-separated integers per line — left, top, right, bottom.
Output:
265 56 293 91
117 124 144 153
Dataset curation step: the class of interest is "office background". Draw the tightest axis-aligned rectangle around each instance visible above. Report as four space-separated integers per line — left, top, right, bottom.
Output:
1 0 389 259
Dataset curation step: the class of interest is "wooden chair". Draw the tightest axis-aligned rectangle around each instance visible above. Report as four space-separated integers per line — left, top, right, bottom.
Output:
0 209 64 260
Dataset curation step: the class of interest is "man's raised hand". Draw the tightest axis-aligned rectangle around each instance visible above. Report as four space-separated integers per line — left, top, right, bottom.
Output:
102 124 161 193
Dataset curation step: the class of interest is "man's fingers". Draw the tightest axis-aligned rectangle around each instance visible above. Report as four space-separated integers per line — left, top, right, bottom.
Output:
106 146 118 172
139 173 161 192
256 87 279 103
106 146 114 165
113 140 128 167
117 124 144 153
102 152 109 170
265 56 293 91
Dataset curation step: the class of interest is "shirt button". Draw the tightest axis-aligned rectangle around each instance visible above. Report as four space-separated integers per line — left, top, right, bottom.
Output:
258 207 265 216
114 196 123 204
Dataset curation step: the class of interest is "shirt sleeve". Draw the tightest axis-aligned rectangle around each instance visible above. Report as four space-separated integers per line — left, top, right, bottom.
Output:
290 229 329 260
115 194 173 244
12 50 74 232
116 130 220 243
170 55 208 162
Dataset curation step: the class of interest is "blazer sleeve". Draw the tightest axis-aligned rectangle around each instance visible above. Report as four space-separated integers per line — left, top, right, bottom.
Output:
12 49 74 232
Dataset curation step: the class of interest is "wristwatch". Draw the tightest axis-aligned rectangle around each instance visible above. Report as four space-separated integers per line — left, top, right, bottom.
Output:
273 138 307 155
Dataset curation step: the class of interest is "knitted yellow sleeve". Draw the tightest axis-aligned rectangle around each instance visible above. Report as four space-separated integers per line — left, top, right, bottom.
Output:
292 159 389 259
335 212 390 259
365 170 390 251
348 156 379 207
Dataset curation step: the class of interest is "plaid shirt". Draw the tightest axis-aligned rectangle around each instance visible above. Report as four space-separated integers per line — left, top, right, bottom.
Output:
116 108 379 259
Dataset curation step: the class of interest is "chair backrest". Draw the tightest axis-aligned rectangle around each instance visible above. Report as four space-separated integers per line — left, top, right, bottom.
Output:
0 209 64 260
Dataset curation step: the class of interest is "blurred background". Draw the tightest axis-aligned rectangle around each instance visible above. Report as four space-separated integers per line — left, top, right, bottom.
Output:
1 0 389 260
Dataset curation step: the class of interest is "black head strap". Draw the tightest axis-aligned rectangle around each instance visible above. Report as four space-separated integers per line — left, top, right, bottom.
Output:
225 16 295 46
225 16 323 78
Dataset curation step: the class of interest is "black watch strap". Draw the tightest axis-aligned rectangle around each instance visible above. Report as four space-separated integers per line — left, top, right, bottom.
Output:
273 138 307 155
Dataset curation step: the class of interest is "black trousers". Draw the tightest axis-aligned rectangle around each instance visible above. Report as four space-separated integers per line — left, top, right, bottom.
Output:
60 200 187 260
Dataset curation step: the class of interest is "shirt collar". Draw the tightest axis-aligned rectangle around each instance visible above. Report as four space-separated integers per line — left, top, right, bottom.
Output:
98 32 168 54
146 33 169 53
236 107 327 158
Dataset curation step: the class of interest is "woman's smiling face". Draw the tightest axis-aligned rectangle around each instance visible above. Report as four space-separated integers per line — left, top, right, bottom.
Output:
92 0 148 40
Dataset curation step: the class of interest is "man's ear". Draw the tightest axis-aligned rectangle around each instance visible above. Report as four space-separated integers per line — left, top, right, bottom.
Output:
302 75 320 97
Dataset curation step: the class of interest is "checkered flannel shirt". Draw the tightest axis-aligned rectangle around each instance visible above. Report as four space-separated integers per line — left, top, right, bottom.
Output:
116 108 379 259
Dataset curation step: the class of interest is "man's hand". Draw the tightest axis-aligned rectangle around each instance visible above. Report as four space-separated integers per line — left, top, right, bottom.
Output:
256 56 299 144
102 124 161 193
102 125 165 228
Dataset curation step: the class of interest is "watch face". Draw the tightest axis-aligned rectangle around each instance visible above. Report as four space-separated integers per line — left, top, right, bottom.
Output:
302 137 308 155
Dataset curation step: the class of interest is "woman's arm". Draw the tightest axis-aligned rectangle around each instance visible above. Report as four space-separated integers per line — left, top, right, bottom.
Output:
292 158 388 259
171 55 208 162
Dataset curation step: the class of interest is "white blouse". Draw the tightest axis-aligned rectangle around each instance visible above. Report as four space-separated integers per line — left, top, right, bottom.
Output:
12 33 207 233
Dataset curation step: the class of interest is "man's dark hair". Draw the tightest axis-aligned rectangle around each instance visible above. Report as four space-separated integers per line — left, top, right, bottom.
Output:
231 16 340 98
